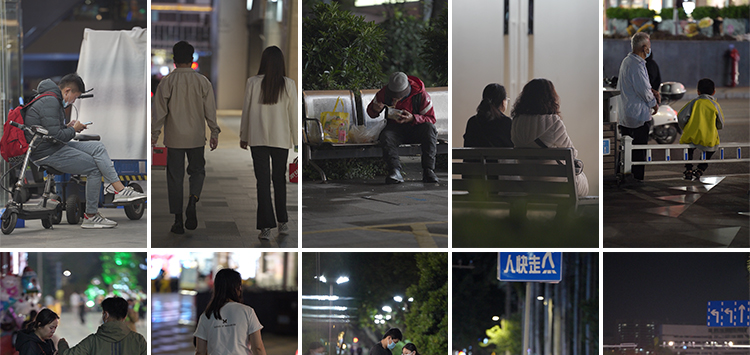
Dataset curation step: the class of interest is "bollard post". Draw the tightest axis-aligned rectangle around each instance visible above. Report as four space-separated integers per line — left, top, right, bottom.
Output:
623 136 633 174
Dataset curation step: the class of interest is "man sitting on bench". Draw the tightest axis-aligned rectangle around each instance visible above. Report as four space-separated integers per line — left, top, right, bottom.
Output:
366 72 438 184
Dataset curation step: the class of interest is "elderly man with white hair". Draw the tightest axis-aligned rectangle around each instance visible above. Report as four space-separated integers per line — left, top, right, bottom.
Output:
616 32 661 183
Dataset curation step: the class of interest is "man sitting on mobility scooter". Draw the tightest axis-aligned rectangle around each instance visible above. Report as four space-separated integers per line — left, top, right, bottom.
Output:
24 74 146 229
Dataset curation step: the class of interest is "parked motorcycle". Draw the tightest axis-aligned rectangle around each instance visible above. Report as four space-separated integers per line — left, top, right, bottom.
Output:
604 77 686 144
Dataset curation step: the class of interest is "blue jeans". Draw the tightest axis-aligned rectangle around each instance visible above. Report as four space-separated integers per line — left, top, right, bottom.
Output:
40 141 120 214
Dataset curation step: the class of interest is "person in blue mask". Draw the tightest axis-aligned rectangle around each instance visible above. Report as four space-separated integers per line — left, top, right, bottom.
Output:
370 328 402 355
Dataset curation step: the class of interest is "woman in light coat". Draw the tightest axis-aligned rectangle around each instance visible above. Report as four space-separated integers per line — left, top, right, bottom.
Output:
510 78 589 196
240 46 298 239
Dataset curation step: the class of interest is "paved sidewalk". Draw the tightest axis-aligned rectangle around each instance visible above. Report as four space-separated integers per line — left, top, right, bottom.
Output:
0 204 147 248
604 171 749 247
151 114 298 248
302 157 448 248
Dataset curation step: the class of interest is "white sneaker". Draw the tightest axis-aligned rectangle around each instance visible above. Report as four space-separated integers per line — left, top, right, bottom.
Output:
81 212 117 229
112 186 147 203
278 222 289 234
258 228 272 240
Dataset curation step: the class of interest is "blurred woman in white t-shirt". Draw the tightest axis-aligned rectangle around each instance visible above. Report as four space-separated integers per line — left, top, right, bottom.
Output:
194 269 266 355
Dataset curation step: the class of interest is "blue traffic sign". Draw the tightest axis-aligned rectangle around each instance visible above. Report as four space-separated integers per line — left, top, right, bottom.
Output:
603 139 611 155
498 252 562 282
707 301 750 327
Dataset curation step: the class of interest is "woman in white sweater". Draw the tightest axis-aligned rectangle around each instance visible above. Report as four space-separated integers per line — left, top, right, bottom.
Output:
240 46 298 239
510 78 589 196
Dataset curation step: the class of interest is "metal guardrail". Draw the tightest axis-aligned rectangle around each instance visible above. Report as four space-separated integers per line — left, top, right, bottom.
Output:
622 136 750 174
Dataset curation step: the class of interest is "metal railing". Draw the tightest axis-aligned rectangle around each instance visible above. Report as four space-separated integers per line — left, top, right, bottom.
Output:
622 136 750 174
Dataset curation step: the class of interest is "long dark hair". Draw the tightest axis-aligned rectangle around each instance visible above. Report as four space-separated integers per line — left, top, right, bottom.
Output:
257 46 287 105
510 78 560 118
476 83 506 119
204 268 243 320
403 343 419 355
26 308 59 331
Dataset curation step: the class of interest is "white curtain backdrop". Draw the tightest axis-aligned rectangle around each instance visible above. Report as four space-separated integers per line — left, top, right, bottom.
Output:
75 27 147 160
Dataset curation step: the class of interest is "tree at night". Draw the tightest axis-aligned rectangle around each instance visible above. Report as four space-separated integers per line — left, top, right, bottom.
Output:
302 253 447 355
404 253 448 355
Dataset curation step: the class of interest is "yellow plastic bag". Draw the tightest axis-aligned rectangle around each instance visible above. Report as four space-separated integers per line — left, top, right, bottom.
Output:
321 97 350 143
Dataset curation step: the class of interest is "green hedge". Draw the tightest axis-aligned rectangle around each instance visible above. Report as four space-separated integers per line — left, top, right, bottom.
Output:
691 6 720 20
302 3 385 91
606 7 656 19
721 5 750 19
660 7 688 20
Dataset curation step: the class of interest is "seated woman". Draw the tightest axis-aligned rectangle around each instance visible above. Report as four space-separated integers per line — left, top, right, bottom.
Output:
510 78 589 196
463 83 513 147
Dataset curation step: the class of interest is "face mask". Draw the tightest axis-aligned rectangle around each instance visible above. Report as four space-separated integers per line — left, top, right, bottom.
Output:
387 340 396 350
645 47 652 59
62 100 70 108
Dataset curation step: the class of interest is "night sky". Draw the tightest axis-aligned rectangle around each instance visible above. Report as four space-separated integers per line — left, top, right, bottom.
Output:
604 252 749 339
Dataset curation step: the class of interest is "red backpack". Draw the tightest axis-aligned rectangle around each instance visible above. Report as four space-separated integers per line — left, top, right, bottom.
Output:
1 93 58 162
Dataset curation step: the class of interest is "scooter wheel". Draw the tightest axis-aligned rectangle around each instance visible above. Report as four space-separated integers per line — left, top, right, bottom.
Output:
51 205 63 225
42 217 53 229
2 212 17 235
66 194 82 224
124 183 145 220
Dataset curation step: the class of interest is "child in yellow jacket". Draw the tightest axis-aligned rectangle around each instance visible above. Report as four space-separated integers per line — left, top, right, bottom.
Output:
677 78 724 180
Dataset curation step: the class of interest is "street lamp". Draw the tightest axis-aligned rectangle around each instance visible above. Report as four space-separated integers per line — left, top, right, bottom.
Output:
393 295 403 302
320 275 349 355
382 306 392 313
492 316 500 322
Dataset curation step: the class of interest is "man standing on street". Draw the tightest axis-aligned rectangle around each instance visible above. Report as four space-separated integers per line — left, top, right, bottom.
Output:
370 328 402 355
616 32 660 182
367 72 438 184
152 41 220 234
58 296 147 355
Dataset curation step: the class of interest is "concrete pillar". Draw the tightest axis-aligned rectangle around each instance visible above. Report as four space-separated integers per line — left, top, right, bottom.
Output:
450 0 504 147
213 0 249 110
287 0 298 88
533 0 600 197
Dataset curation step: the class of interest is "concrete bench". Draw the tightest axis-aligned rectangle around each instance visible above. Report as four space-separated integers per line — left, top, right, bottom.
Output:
303 87 449 182
453 147 598 218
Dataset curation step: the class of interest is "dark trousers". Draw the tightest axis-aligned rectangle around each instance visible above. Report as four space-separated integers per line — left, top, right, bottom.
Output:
166 147 206 214
685 148 715 172
379 121 437 170
251 146 289 230
619 122 651 180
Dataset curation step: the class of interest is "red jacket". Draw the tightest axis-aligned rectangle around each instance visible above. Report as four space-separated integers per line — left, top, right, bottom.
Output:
366 75 436 125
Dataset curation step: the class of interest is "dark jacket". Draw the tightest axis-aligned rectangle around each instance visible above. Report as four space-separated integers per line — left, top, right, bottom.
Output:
463 112 514 148
369 342 392 355
366 75 436 125
58 320 147 355
14 329 56 355
23 79 77 160
645 54 662 91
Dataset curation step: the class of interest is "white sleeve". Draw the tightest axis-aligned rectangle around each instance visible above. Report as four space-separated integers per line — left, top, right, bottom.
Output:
194 314 208 340
246 307 264 335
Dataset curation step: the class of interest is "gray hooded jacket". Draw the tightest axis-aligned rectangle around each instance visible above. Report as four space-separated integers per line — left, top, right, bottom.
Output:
23 79 77 160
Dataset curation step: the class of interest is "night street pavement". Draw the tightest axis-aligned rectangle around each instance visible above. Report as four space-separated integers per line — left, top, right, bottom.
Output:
302 156 448 248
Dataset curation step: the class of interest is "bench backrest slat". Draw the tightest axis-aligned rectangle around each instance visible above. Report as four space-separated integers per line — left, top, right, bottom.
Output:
453 148 578 204
453 162 569 177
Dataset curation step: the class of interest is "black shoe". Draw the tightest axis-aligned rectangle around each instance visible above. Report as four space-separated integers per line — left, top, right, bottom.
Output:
683 169 694 180
423 169 439 183
692 169 704 180
185 195 198 230
386 169 404 184
171 220 185 234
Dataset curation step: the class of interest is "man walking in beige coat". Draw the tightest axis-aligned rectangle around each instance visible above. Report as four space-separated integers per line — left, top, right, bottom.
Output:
152 41 220 234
